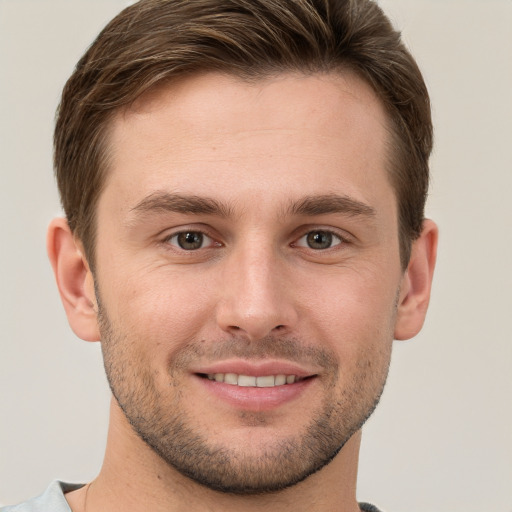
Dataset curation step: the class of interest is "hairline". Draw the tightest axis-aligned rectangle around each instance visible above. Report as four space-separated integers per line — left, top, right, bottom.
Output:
79 67 415 273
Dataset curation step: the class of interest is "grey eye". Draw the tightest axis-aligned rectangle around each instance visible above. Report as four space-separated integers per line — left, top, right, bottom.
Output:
170 231 209 250
296 230 342 250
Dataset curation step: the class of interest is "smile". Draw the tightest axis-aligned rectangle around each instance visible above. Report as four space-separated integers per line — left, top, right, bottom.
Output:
203 373 304 387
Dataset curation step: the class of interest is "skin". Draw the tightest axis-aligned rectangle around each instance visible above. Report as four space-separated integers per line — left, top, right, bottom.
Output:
48 71 437 512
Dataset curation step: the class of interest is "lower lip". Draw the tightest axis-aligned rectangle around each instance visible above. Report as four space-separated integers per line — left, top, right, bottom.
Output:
194 375 315 411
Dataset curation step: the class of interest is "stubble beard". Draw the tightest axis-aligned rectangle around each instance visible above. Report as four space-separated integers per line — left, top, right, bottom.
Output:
97 299 392 495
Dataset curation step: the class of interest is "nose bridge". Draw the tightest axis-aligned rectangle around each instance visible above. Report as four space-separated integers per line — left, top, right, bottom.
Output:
216 235 297 340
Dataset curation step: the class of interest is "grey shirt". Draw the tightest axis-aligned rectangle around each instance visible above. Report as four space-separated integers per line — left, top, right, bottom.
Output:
1 481 81 512
1 481 383 511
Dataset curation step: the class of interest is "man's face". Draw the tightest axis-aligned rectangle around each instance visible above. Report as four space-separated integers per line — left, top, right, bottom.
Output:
92 72 405 493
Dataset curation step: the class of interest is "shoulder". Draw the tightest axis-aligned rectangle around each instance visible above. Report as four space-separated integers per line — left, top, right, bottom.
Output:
1 481 84 512
359 503 385 512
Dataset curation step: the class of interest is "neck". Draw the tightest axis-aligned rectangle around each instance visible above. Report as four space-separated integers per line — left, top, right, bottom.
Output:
67 398 362 512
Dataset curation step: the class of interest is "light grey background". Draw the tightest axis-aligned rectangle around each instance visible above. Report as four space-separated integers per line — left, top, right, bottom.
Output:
0 1 511 510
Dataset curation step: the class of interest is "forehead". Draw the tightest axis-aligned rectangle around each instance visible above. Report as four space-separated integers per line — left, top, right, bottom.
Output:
103 71 393 214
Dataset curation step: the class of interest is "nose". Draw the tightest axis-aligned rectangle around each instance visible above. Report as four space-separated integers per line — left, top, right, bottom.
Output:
215 244 299 342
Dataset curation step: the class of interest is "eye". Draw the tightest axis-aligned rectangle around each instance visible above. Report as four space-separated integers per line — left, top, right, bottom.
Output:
167 231 214 251
295 230 343 250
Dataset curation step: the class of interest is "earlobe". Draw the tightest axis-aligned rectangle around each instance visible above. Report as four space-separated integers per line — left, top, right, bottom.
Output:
47 218 101 342
394 219 438 341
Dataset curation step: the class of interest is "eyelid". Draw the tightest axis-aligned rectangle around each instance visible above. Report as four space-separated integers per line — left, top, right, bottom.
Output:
157 224 352 253
292 227 352 248
161 226 222 250
294 232 342 250
168 232 213 249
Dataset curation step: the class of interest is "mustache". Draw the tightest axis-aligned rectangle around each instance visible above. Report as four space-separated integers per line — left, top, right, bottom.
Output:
96 294 338 374
170 336 339 373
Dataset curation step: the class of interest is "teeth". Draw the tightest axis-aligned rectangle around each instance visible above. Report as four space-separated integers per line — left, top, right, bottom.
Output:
205 373 300 387
224 373 238 385
238 375 257 387
275 374 287 386
256 375 275 387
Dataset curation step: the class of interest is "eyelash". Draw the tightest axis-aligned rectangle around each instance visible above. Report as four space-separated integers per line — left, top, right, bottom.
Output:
292 230 346 250
162 227 350 253
163 230 220 251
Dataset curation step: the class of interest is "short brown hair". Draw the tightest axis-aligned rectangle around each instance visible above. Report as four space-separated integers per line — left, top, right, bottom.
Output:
54 0 432 269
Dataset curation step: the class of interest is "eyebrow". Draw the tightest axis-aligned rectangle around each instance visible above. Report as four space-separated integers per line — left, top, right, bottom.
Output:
130 191 376 220
131 192 233 218
289 194 376 218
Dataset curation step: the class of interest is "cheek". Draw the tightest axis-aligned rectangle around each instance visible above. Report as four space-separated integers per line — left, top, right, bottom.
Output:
302 266 398 328
99 262 216 352
299 267 398 366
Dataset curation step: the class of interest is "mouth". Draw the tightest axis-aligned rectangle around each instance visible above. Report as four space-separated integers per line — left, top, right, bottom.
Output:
197 373 311 388
192 361 319 410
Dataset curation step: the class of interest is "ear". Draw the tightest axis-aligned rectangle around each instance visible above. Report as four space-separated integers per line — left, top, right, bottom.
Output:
394 219 438 340
47 218 100 342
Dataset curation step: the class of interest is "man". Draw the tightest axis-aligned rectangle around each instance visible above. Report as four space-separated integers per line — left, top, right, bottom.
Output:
2 0 437 511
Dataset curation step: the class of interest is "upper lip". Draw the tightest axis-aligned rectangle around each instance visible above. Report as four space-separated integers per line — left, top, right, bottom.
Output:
190 359 318 378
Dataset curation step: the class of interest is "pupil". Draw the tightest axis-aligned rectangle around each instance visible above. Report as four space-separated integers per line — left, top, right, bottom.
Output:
178 232 203 250
307 231 332 249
